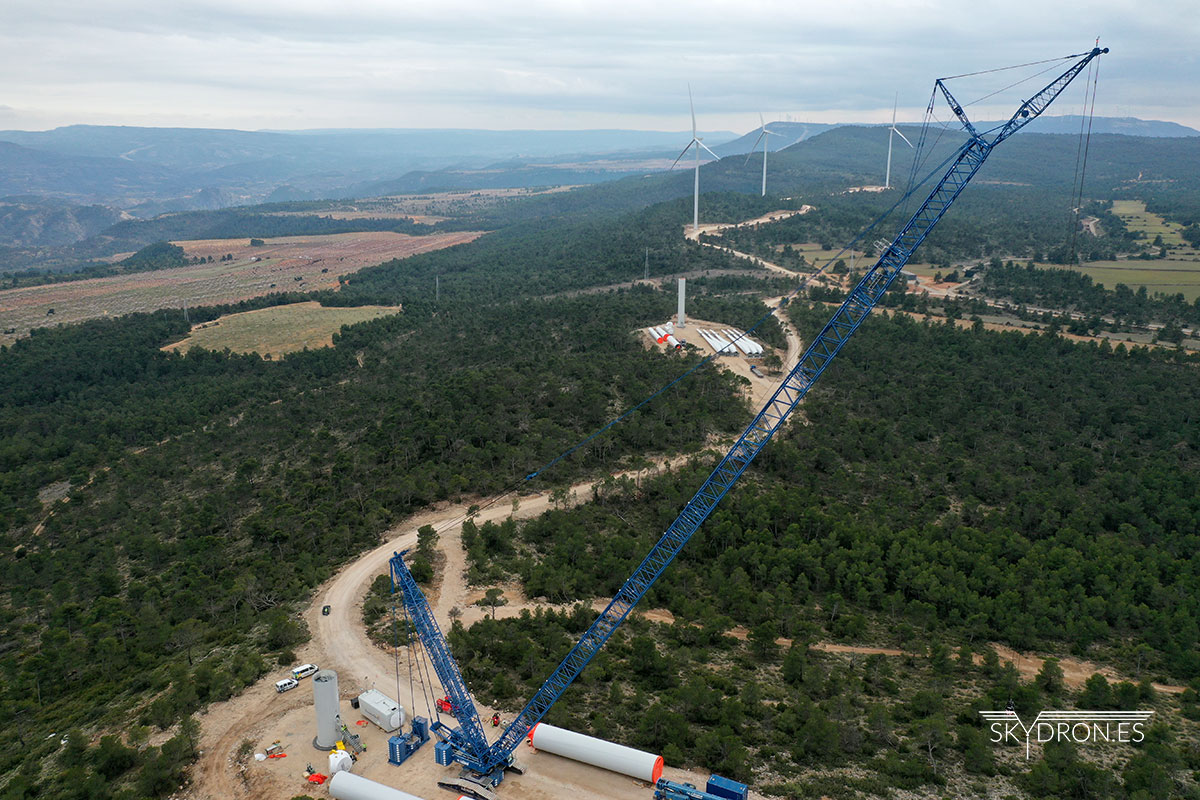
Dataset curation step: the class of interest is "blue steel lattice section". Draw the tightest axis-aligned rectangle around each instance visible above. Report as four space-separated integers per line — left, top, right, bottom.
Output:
485 48 1109 769
488 132 986 766
388 47 1107 781
390 551 491 770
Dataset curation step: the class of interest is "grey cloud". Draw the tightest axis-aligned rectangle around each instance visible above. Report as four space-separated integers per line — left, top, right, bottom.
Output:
0 0 1196 130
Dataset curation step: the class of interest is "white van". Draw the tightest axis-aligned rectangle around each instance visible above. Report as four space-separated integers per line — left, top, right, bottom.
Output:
275 677 298 693
291 663 319 680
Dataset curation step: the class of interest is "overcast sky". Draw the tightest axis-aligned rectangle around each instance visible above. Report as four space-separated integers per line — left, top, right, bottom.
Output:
0 0 1196 134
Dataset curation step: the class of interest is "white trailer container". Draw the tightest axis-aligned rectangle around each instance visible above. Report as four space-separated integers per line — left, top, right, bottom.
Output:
528 723 663 783
328 771 436 800
357 689 405 733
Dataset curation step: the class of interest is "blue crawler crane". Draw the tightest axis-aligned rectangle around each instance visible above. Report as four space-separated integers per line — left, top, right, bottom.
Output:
390 46 1108 800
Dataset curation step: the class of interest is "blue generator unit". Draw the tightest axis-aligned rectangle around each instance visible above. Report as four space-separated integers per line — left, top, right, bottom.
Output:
387 716 431 766
655 775 748 800
706 774 748 800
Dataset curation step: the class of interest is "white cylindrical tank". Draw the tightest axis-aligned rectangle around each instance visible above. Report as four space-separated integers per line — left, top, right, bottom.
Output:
664 321 674 334
527 723 663 784
677 277 686 327
650 326 667 343
329 749 353 775
313 669 342 750
665 334 681 349
328 771 434 800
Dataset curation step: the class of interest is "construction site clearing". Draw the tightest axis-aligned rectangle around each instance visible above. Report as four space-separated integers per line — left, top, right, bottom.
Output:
243 695 711 800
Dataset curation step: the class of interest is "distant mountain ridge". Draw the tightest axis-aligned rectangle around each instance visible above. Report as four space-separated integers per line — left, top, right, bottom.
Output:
0 116 1192 223
712 116 1198 157
0 125 737 210
0 196 127 247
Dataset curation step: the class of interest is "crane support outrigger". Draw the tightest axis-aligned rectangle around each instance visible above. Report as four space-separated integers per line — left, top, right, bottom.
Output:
390 46 1108 799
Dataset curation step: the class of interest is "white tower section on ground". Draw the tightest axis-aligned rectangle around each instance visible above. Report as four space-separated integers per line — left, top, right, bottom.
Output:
328 771 433 800
313 669 342 750
528 723 664 783
677 278 686 328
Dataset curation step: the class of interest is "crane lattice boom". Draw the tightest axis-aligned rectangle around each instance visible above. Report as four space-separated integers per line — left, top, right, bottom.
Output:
390 46 1107 795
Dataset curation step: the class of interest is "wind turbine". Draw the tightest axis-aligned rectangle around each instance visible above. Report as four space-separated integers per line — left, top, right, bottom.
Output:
671 85 720 233
885 94 913 190
745 113 781 197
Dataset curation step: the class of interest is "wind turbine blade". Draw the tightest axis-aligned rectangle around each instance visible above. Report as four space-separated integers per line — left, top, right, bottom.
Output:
699 141 720 160
892 93 898 128
894 127 914 148
670 141 695 170
744 132 766 164
759 111 765 129
688 84 696 138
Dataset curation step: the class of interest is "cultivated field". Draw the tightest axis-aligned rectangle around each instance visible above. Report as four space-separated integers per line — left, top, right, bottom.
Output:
162 301 401 357
272 186 583 223
1065 258 1200 301
1111 199 1186 245
1065 200 1200 299
0 230 482 344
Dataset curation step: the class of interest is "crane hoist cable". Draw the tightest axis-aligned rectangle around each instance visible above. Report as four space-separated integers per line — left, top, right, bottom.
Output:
1068 54 1103 262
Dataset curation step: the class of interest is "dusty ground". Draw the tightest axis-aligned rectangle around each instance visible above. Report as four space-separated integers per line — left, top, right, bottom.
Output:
161 301 402 357
0 230 481 344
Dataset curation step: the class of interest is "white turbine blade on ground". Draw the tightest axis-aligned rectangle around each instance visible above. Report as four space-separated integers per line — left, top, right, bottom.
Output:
699 141 720 160
671 140 696 169
893 127 914 147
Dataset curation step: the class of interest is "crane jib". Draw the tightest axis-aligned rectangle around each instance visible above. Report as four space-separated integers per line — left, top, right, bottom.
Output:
389 45 1107 787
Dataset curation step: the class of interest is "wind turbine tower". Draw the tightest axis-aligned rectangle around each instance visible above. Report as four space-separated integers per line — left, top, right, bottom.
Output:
672 86 720 233
747 113 781 197
885 94 913 190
